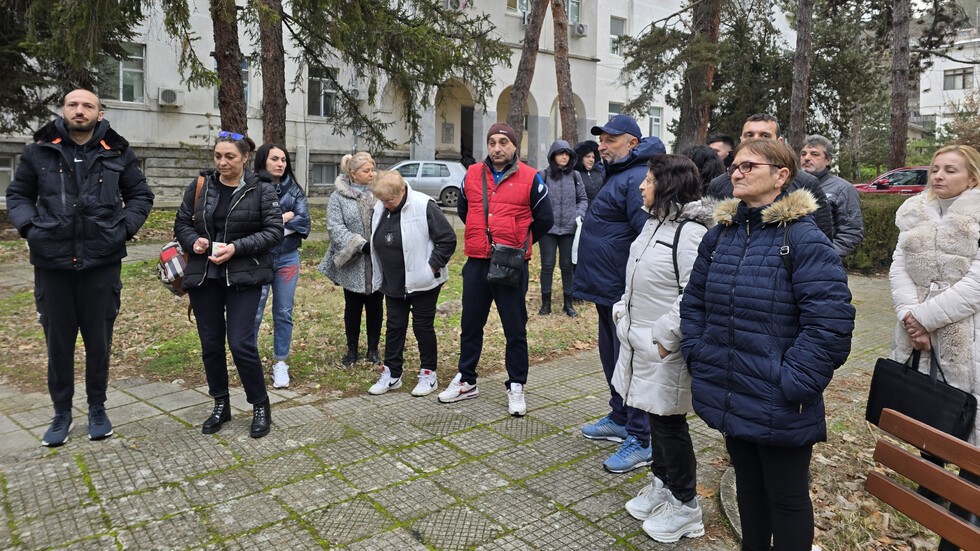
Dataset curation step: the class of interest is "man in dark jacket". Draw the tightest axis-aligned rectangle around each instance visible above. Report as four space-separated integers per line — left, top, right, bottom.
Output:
801 134 864 257
6 89 154 447
703 114 835 241
573 114 665 473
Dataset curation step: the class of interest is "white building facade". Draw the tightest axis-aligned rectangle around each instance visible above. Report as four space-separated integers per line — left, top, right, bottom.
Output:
0 1 679 206
917 29 979 136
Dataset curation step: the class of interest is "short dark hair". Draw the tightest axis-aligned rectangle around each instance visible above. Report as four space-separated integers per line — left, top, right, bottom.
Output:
734 139 798 191
706 134 735 150
215 132 255 156
744 113 781 138
802 135 834 161
646 154 702 219
253 143 297 183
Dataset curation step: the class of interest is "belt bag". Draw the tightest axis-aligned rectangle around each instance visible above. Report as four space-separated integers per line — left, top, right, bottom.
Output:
482 167 529 287
865 349 977 441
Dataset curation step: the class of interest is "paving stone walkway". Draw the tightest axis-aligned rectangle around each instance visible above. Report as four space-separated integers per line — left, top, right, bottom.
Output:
0 252 895 549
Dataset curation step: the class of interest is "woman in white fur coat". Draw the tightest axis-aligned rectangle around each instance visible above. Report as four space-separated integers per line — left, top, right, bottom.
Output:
610 155 714 544
889 144 980 550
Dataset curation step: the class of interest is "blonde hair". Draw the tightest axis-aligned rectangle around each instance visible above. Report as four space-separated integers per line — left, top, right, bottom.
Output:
926 144 980 199
372 170 406 201
340 152 375 178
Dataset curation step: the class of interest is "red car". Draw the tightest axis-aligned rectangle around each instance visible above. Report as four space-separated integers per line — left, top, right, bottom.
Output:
854 166 928 194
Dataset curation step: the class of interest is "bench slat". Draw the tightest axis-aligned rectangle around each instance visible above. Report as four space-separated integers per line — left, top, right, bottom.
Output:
874 440 980 518
866 472 980 551
879 409 980 477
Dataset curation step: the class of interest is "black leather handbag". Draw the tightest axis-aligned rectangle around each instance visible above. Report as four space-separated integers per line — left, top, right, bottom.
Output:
481 169 529 287
865 349 977 441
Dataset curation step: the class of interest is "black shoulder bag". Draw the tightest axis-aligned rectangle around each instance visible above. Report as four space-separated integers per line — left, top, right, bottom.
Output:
865 349 977 441
482 168 530 287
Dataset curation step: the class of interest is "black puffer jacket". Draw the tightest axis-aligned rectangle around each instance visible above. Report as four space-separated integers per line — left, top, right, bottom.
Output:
174 169 283 289
6 118 154 270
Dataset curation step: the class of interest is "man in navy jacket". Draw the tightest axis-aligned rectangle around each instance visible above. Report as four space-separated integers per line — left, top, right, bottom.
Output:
573 115 666 473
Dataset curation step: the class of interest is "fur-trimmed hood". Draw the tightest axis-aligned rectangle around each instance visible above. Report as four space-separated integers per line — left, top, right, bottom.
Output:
712 189 818 227
644 198 718 228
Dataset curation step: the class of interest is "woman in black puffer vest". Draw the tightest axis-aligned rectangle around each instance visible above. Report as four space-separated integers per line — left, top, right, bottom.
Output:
174 132 283 439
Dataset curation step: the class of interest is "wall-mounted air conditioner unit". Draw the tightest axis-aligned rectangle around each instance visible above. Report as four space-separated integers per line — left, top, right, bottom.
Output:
445 0 467 8
571 23 588 38
347 86 368 103
158 88 184 107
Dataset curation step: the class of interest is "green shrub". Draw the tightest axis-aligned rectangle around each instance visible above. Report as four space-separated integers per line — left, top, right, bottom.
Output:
842 193 910 274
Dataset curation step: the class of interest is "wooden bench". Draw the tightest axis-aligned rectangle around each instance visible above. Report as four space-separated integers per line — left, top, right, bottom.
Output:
866 408 980 550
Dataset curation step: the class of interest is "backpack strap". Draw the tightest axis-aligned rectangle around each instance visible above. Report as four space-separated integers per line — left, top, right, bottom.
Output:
780 222 794 280
671 220 690 295
709 225 729 262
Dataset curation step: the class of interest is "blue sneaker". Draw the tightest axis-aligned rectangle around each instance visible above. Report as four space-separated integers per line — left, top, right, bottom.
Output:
88 405 113 441
42 411 73 447
603 435 653 473
581 414 628 442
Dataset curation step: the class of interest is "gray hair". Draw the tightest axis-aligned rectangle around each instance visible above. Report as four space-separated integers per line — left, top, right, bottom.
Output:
802 135 835 161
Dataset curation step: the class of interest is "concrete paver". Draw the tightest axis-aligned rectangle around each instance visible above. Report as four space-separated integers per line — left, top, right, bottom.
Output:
0 253 895 549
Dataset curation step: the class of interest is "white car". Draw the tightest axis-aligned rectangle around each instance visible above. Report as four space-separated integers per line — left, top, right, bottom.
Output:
388 160 467 207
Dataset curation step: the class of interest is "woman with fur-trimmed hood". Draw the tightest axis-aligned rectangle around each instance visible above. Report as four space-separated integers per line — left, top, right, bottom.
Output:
679 139 854 550
318 152 383 367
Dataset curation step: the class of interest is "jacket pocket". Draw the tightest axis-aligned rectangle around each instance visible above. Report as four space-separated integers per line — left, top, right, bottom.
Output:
26 219 72 260
87 217 126 258
97 161 125 207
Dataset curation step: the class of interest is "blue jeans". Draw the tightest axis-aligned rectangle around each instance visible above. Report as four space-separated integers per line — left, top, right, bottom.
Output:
253 249 300 361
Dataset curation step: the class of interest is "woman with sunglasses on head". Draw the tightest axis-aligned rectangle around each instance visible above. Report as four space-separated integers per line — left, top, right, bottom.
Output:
173 131 283 439
679 139 855 551
252 144 310 389
318 152 383 367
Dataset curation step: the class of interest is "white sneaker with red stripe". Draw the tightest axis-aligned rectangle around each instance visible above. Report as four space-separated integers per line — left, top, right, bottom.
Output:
437 372 479 403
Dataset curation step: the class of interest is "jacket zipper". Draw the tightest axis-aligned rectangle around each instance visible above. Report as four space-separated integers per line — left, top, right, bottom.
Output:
723 221 752 431
196 178 214 287
224 185 253 287
624 218 664 367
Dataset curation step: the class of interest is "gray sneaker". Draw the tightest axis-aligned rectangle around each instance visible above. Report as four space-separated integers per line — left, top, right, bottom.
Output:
88 404 113 441
42 411 73 447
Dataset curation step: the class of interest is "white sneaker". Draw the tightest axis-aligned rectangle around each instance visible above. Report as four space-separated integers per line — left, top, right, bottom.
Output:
507 383 526 416
368 366 402 395
626 476 671 520
272 361 290 388
437 372 479 403
412 369 438 396
641 494 704 543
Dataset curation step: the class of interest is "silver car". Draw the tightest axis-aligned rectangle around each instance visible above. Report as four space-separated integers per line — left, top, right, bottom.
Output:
388 160 466 207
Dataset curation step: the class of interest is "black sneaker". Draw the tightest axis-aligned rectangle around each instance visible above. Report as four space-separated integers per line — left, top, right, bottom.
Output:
42 411 73 447
88 405 113 441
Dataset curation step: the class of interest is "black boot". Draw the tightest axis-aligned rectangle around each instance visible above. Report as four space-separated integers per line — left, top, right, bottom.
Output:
538 293 551 315
366 334 382 365
250 398 271 439
563 294 578 318
341 343 358 367
202 395 231 434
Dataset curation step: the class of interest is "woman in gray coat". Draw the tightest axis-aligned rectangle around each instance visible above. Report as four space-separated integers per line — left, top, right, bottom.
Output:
318 152 383 366
538 140 587 317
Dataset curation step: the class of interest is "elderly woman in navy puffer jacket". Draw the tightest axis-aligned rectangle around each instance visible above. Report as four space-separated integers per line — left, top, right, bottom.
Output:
679 139 854 551
537 140 587 317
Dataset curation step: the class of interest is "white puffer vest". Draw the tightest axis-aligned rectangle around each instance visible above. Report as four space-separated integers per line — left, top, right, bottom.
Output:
371 186 449 294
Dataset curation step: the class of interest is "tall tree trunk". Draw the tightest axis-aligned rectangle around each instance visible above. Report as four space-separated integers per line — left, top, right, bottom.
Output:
552 0 576 144
257 0 286 147
788 0 815 152
506 0 549 136
889 0 911 169
211 0 246 134
674 0 721 152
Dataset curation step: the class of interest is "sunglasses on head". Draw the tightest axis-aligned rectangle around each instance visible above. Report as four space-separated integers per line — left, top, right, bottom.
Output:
218 130 245 140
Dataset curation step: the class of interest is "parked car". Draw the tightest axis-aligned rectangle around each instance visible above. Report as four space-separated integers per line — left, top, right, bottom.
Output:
388 160 466 207
854 166 928 194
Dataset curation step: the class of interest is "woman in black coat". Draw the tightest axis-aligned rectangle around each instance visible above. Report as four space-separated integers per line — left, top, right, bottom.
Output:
173 132 283 439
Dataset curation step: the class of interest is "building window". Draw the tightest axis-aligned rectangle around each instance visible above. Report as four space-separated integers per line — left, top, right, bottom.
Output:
312 163 338 186
0 156 12 199
649 107 662 138
309 67 338 118
100 44 145 103
213 59 250 109
507 0 528 11
608 102 623 116
610 17 626 55
944 68 974 91
567 0 580 23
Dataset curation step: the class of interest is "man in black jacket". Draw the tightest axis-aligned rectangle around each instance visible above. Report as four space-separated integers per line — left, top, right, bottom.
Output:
703 114 835 241
6 89 154 447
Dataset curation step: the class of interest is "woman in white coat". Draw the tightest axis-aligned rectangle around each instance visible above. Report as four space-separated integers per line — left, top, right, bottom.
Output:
611 155 714 543
889 144 980 550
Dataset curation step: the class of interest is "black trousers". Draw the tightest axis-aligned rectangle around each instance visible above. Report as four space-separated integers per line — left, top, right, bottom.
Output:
538 233 574 295
343 289 383 349
725 436 814 551
648 413 698 503
188 281 268 405
383 287 441 378
457 258 528 389
34 262 122 412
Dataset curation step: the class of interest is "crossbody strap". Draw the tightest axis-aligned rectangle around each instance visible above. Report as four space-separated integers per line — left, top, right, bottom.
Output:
482 167 531 252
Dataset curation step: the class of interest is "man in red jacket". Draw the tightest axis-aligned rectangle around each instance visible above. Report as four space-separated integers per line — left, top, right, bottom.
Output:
438 123 553 416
